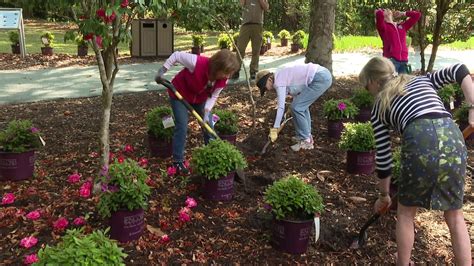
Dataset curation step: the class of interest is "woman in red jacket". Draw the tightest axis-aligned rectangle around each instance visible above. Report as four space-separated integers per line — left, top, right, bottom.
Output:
375 9 421 74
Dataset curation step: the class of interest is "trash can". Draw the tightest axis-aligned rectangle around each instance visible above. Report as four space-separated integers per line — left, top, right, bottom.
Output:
131 19 174 57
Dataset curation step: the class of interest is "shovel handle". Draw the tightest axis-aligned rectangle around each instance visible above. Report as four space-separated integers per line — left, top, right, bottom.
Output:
463 125 474 140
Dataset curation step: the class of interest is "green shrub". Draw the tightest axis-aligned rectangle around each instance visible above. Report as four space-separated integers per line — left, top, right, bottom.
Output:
97 159 151 218
278 29 290 40
338 122 375 152
36 228 127 265
454 103 469 124
217 33 232 49
191 34 205 47
264 175 324 220
191 140 247 180
437 85 456 104
64 31 87 47
0 120 42 153
232 32 239 44
213 109 238 135
323 98 359 120
40 31 55 47
146 106 174 141
8 31 19 44
291 30 306 46
351 88 374 109
263 30 275 44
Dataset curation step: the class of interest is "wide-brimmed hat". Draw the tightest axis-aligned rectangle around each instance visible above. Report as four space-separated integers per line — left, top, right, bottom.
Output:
256 70 272 96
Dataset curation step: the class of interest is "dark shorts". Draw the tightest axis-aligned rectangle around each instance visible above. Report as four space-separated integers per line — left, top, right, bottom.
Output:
399 117 467 210
390 58 409 74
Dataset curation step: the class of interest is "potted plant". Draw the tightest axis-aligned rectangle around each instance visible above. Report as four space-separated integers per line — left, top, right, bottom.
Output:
351 88 374 122
217 33 232 50
146 106 174 158
437 85 456 112
97 159 151 242
36 228 127 265
213 109 239 145
0 120 42 181
278 29 290 47
263 30 275 50
8 31 20 54
260 35 268 55
65 31 89 57
323 98 358 139
40 31 55 56
191 139 247 201
454 103 473 140
291 30 305 52
338 122 376 175
448 83 463 108
191 34 205 55
264 175 324 254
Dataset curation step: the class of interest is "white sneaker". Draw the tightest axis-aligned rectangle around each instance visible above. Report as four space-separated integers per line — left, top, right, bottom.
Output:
290 140 314 151
292 135 314 144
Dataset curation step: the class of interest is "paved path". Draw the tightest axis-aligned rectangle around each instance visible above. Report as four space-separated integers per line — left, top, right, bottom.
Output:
0 50 473 105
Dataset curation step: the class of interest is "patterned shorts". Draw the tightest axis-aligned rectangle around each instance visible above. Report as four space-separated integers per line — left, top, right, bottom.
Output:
399 117 467 210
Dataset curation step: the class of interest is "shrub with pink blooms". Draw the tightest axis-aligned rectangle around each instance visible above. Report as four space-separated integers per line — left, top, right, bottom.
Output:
20 236 38 249
322 99 358 121
53 217 69 231
2 192 15 205
0 119 42 153
97 159 151 218
23 253 39 265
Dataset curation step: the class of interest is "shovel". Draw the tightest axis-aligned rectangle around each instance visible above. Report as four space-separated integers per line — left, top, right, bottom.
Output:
260 111 293 155
157 79 247 186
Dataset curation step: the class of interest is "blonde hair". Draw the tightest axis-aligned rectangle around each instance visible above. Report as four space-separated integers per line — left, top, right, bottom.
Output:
359 57 413 118
209 49 240 78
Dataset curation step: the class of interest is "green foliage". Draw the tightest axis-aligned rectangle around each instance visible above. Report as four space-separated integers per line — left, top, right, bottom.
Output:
146 106 174 141
454 103 469 124
392 147 401 183
0 120 42 153
265 0 311 32
36 228 127 265
323 99 359 121
232 32 239 44
333 36 382 52
437 85 456 104
263 31 275 44
64 31 87 47
446 83 463 98
191 140 247 180
214 109 239 135
8 31 19 44
291 30 305 46
338 122 376 152
217 33 232 49
264 175 324 220
191 34 205 47
278 29 290 40
97 159 151 218
351 88 374 109
40 31 55 47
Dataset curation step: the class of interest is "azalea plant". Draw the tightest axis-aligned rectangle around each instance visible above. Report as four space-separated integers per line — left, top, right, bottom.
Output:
0 119 42 153
97 158 151 218
351 88 374 109
454 103 469 124
323 99 359 120
36 228 127 265
40 32 55 47
277 29 290 40
217 33 232 49
338 122 376 152
191 34 205 47
146 106 174 141
213 109 239 135
264 175 324 220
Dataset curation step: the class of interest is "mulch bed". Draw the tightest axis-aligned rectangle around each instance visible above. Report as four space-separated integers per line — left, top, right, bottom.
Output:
1 69 473 263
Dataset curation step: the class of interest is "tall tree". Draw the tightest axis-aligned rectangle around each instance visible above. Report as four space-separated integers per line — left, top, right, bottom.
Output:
305 0 336 73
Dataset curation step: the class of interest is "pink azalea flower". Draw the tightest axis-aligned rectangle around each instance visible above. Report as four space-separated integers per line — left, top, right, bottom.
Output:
25 210 41 220
20 236 38 249
30 127 39 133
117 155 125 164
15 209 25 217
124 144 134 153
95 35 103 48
160 234 170 243
120 0 129 8
89 151 99 158
179 207 191 222
2 193 15 205
138 157 148 168
167 166 177 176
53 217 69 231
337 102 347 111
79 181 92 198
23 253 39 265
185 197 197 208
68 173 81 183
96 8 106 18
73 216 86 226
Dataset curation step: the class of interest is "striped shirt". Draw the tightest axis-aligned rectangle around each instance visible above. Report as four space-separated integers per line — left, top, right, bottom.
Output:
371 63 469 179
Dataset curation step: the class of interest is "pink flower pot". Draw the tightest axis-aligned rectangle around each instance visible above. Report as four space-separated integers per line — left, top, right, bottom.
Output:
327 119 344 139
41 47 53 56
272 218 313 254
346 150 375 175
218 133 237 145
355 107 372 123
0 150 35 181
109 208 144 243
202 172 234 201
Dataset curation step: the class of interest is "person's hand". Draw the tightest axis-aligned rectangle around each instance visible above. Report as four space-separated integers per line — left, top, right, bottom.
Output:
469 108 474 127
374 194 391 214
393 11 405 18
154 66 167 84
269 128 278 142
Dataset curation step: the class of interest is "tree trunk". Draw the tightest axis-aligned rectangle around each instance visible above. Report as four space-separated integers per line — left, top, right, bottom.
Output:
427 0 450 72
305 0 336 73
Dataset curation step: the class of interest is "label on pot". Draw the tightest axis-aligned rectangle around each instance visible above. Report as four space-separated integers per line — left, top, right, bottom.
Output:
449 97 454 110
314 215 320 243
162 116 175 129
39 136 46 146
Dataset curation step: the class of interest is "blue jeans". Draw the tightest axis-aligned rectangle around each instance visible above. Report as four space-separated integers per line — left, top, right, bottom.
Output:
291 68 332 140
390 58 409 74
170 98 212 163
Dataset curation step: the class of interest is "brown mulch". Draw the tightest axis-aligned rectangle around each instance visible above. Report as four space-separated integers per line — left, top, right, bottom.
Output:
1 72 473 264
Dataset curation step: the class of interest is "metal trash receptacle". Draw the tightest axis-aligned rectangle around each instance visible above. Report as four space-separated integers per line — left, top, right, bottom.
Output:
131 19 173 57
157 20 173 57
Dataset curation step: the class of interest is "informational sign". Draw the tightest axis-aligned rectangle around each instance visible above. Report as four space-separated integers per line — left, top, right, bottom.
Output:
0 8 26 58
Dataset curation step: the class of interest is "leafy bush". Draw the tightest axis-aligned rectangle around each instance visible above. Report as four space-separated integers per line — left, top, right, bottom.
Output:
0 120 42 153
454 103 469 124
8 31 19 44
191 34 205 47
323 98 359 120
64 31 87 47
264 175 324 220
97 159 151 218
437 85 456 104
338 122 375 152
351 88 374 109
214 109 238 135
36 228 127 265
292 30 306 46
146 106 174 141
278 29 290 40
191 140 247 180
40 32 55 47
446 83 463 98
217 33 232 49
263 30 275 44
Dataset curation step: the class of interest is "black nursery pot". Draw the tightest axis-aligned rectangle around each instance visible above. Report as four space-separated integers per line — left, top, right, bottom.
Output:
272 217 314 254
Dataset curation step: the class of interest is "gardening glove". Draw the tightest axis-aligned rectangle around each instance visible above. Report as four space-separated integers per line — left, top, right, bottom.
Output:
374 194 391 214
269 128 278 142
154 66 167 84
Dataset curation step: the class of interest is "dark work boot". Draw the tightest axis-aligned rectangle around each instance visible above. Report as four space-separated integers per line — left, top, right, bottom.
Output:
173 162 190 175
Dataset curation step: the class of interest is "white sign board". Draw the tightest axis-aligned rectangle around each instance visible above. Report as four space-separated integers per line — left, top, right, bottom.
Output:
0 8 26 58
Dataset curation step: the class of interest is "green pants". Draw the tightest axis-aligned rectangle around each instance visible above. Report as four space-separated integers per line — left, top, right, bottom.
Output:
236 23 263 75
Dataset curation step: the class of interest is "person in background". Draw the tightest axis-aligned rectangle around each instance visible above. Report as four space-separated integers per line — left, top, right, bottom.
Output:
232 0 270 80
375 8 421 74
155 50 239 174
359 56 473 265
255 62 332 152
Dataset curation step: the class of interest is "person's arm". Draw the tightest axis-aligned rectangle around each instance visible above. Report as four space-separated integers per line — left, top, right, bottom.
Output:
429 63 470 91
371 103 393 180
375 9 386 35
259 0 269 11
401 10 421 31
460 72 474 127
273 86 286 128
162 51 198 73
204 87 224 116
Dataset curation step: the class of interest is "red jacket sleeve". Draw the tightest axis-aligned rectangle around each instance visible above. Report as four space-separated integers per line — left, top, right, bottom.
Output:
401 10 421 31
375 9 386 36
